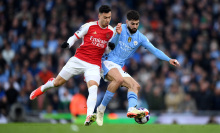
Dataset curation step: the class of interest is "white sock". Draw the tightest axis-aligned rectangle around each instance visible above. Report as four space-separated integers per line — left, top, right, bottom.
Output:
99 104 106 112
86 85 98 116
41 78 55 92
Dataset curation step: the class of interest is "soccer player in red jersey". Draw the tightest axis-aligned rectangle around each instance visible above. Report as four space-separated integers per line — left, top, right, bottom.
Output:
29 5 121 126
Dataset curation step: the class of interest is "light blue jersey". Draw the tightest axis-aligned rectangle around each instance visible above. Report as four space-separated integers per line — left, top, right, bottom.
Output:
102 24 171 76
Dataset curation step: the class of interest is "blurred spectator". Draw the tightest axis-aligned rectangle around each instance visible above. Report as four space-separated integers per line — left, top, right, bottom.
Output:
58 86 72 111
213 82 220 110
0 85 7 116
165 83 184 113
194 80 214 110
69 93 87 117
37 66 54 84
4 76 20 92
179 93 197 114
17 89 29 112
2 44 15 65
47 34 58 54
145 86 165 111
5 79 19 106
31 33 44 49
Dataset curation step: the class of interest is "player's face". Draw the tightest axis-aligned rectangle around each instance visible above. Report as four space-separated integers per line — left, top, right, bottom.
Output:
126 20 139 33
98 12 111 28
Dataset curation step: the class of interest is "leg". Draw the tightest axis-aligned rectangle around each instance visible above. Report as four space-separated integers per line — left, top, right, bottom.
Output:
53 75 67 87
100 68 124 107
86 80 99 117
42 75 67 91
105 68 124 92
121 77 141 95
30 75 67 100
99 68 124 108
30 59 75 100
96 68 124 126
84 64 101 126
122 77 140 109
121 77 145 118
84 80 99 126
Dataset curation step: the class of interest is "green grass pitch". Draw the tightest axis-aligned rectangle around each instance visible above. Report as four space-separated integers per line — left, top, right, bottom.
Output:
0 123 219 133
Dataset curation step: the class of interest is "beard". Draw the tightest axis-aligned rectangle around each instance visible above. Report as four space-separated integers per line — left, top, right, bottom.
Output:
127 26 137 34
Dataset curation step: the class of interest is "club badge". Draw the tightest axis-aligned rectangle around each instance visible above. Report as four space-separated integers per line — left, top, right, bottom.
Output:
128 37 132 42
134 41 138 46
106 33 110 39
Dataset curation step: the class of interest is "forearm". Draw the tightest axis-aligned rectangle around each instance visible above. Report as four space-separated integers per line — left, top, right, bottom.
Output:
67 35 78 48
149 48 171 61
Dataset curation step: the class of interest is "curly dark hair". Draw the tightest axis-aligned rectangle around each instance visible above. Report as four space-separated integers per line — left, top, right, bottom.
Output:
99 5 111 13
127 10 140 21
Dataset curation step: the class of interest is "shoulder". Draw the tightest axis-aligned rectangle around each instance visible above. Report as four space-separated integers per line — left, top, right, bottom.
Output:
138 32 149 42
81 21 97 28
121 24 127 30
107 25 114 32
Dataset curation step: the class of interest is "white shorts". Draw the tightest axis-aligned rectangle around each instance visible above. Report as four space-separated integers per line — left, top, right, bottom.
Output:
101 60 131 81
59 57 101 85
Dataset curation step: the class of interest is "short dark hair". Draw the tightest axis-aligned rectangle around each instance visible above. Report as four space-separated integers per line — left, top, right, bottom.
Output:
99 5 111 13
127 10 140 21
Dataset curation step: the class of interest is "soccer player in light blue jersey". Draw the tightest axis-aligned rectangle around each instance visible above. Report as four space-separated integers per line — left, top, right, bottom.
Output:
96 10 180 126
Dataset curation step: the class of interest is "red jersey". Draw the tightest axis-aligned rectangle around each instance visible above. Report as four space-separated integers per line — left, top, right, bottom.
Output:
74 21 114 67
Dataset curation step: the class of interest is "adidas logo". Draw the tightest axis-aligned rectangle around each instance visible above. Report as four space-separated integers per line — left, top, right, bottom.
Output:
93 31 97 34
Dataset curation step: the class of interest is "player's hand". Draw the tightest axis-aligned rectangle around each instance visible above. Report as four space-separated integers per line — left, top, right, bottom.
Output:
169 59 180 67
108 42 115 50
116 23 122 34
61 41 69 48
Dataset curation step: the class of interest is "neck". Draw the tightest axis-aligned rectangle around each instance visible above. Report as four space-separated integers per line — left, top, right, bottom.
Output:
98 20 107 28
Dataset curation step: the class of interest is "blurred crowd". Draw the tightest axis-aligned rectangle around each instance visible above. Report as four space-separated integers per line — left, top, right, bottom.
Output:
1 0 220 118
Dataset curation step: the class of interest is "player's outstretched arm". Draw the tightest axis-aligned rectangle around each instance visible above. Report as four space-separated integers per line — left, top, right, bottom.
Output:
169 59 180 67
62 23 89 49
62 34 79 48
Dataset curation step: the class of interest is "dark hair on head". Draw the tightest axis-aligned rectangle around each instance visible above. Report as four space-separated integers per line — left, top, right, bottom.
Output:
99 5 111 13
127 10 140 20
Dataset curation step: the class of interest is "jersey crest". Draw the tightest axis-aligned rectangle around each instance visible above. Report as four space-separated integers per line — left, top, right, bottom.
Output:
106 33 110 39
128 37 132 42
134 41 138 46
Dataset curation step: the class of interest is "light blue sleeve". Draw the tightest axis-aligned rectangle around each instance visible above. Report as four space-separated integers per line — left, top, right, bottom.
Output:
110 27 120 45
141 36 171 62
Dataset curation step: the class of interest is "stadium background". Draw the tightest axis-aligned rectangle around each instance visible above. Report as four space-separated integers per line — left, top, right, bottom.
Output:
0 0 220 126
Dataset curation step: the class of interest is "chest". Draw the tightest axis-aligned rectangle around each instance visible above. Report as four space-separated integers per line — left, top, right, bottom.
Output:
86 26 113 41
119 32 139 49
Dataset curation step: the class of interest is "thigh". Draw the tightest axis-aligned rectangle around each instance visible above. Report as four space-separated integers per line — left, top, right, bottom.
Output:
84 64 101 85
60 57 84 80
102 60 124 81
102 61 121 79
106 66 131 81
105 68 123 81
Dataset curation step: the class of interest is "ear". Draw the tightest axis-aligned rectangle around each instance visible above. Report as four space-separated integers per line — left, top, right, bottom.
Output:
126 20 128 25
98 13 100 19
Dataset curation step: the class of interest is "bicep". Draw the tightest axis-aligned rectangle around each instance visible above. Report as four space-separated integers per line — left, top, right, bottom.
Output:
75 23 90 38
